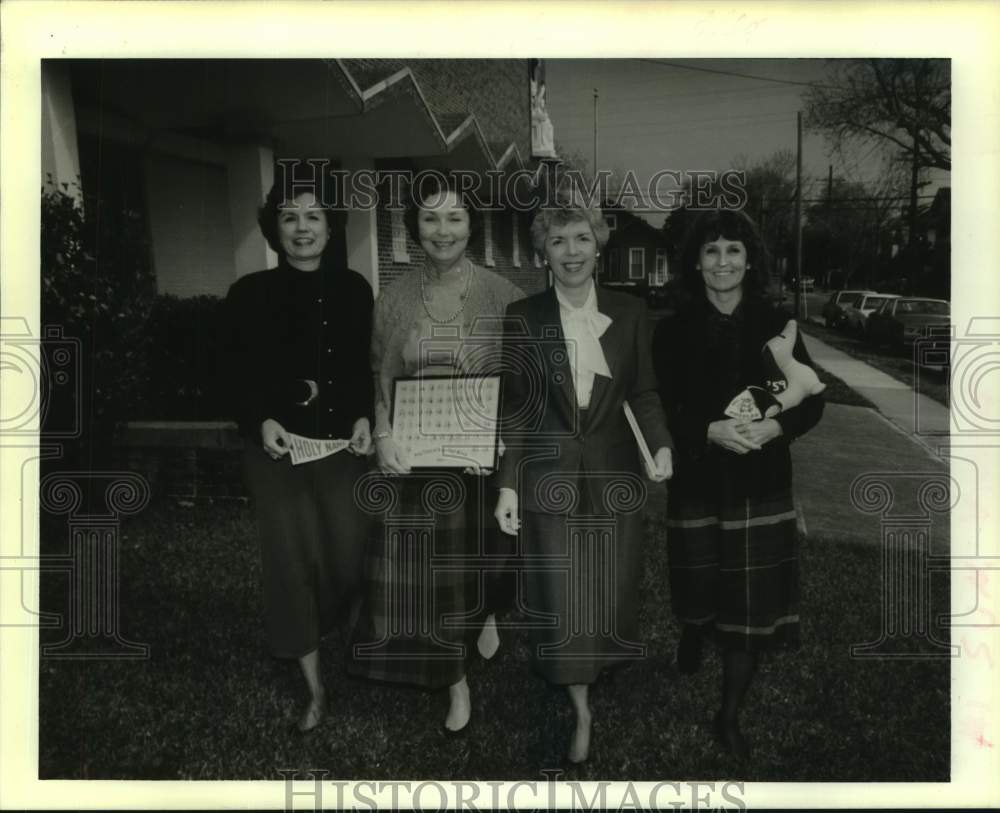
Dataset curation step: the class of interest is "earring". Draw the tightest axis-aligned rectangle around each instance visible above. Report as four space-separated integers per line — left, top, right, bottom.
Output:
596 251 601 258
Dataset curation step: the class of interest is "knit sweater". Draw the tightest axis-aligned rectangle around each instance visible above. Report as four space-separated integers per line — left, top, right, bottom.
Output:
371 261 524 433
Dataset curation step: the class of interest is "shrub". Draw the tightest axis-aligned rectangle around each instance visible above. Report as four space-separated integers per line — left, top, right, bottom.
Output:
140 295 229 420
41 179 155 464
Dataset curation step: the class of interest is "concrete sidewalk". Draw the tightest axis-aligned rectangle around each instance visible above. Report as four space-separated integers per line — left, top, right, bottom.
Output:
801 331 950 460
791 331 951 547
791 403 949 548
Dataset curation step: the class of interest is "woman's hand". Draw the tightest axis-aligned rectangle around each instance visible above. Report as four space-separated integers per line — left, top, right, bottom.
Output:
261 418 291 460
349 418 372 456
707 419 762 454
735 418 783 447
647 447 674 482
375 435 411 475
494 488 520 536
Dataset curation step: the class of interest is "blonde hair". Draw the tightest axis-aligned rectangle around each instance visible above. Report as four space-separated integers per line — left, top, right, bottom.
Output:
530 195 610 254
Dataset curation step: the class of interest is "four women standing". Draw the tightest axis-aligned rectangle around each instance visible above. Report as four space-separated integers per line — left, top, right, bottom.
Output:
228 173 820 763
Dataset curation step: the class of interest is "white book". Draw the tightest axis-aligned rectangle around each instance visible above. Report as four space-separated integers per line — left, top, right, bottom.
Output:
622 401 657 478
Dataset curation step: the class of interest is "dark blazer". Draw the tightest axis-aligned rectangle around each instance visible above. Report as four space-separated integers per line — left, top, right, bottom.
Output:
219 258 374 443
652 296 824 498
498 286 672 513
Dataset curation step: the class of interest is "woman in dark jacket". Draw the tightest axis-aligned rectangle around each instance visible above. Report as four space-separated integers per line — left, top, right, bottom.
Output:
652 209 824 759
495 196 673 764
220 174 373 732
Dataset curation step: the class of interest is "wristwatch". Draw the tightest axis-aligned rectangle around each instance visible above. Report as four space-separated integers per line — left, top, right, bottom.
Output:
373 430 391 441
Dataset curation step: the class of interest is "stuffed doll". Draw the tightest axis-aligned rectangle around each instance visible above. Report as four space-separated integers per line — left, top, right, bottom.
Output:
724 320 826 421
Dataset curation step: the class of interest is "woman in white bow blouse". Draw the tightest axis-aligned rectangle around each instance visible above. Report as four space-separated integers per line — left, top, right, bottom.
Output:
495 195 673 764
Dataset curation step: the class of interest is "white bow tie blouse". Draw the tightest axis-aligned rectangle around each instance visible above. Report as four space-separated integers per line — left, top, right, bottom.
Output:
555 282 613 409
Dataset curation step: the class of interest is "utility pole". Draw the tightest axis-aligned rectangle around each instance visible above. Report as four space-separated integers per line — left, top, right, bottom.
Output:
794 111 803 319
593 88 599 180
826 163 833 288
908 136 920 249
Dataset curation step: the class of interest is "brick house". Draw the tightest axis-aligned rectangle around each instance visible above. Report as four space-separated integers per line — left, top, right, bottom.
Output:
42 58 545 300
599 205 670 289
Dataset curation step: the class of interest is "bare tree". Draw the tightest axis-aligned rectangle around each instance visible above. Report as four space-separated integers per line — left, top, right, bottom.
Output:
805 59 950 172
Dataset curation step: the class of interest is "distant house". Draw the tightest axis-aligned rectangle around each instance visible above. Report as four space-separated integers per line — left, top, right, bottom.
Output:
884 186 950 297
598 206 670 288
41 58 545 300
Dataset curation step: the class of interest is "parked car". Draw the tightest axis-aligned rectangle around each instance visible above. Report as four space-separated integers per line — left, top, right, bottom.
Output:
822 289 875 329
867 297 951 350
842 293 899 334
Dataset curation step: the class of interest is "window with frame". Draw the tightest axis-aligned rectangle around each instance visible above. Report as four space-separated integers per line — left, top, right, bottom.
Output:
628 247 645 280
652 249 668 286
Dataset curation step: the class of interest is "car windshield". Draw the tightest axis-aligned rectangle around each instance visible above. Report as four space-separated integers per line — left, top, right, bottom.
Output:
842 293 863 306
863 296 890 309
897 299 949 315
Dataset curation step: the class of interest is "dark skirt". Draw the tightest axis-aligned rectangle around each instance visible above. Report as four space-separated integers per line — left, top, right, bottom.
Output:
347 470 511 689
520 493 647 686
666 480 800 651
243 445 371 659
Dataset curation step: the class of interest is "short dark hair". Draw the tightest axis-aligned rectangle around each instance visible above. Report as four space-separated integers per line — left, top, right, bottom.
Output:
257 173 346 257
678 209 771 302
402 171 483 245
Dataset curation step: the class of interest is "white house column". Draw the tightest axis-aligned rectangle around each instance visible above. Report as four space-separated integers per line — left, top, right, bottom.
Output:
41 62 82 201
226 145 277 278
342 156 379 297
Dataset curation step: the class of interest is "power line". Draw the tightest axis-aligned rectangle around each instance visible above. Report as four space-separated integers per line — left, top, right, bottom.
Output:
636 59 834 90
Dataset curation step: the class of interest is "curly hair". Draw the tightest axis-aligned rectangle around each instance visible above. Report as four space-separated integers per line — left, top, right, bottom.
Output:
402 170 483 245
257 174 345 258
677 209 771 302
529 198 610 255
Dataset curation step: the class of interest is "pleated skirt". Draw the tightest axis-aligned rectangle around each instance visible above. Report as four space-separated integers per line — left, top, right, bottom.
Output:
666 482 800 651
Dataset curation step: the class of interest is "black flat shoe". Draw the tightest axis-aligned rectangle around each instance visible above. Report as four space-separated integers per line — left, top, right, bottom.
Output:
442 714 472 738
713 712 750 760
441 722 470 738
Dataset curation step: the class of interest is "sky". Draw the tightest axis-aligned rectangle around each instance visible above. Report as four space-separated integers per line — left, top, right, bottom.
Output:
544 59 949 226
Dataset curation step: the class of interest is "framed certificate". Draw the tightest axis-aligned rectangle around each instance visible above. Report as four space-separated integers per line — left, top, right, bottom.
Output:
391 375 502 470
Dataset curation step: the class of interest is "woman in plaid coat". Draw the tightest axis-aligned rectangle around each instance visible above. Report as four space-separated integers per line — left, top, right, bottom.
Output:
652 209 824 760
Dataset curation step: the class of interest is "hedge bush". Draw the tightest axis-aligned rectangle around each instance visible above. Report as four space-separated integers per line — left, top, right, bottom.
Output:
41 180 155 463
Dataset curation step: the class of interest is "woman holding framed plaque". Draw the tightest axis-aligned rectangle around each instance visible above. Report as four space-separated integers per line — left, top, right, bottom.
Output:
651 209 824 759
220 174 374 733
348 174 523 734
494 193 673 764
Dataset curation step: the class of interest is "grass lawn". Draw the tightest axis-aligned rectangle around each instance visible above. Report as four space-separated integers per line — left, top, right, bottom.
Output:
39 496 949 782
799 320 950 408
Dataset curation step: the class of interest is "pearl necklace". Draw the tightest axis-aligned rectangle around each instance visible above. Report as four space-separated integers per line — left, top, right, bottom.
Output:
420 260 474 324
